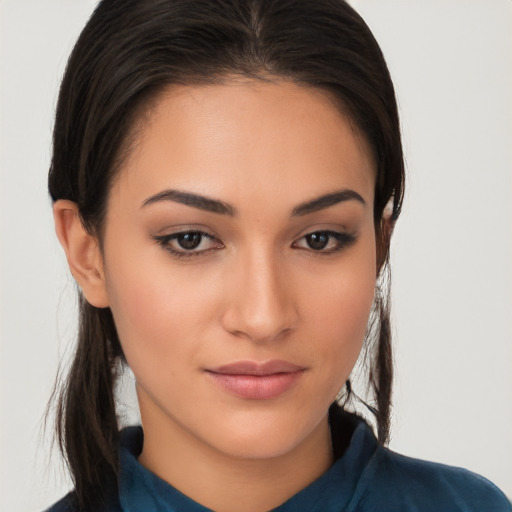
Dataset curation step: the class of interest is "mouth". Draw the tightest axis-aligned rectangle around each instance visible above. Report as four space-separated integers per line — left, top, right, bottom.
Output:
204 360 306 400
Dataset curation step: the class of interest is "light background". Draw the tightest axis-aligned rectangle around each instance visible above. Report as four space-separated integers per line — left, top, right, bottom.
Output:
1 0 511 510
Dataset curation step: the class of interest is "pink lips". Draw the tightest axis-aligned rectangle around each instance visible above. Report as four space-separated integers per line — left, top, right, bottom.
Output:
205 360 305 400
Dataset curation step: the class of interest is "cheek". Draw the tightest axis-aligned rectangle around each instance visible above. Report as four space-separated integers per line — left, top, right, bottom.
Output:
302 240 376 374
103 251 208 365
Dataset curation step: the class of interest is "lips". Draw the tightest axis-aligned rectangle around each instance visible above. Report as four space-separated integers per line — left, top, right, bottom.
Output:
205 360 306 400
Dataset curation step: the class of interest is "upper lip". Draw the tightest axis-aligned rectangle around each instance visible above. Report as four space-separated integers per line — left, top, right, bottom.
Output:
207 360 306 376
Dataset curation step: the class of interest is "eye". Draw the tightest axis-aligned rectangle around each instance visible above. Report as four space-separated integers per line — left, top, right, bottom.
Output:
152 230 223 258
175 232 203 250
293 230 356 253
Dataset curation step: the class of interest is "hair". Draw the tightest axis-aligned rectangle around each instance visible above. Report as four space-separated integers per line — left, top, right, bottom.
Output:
48 0 404 509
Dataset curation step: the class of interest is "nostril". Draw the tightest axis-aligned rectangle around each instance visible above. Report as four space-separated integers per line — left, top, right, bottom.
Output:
220 255 299 342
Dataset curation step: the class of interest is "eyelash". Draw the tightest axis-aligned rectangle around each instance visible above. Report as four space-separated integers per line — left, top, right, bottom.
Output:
152 230 222 259
152 230 356 259
292 231 357 254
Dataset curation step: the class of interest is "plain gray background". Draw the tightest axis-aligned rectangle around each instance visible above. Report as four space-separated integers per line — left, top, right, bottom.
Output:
1 0 511 510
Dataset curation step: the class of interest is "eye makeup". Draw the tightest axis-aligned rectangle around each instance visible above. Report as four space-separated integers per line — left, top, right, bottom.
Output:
151 230 224 259
292 230 357 254
151 227 357 260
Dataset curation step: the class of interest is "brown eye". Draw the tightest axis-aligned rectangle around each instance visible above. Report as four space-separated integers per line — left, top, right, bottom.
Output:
293 230 357 253
305 232 330 250
177 232 202 250
152 230 224 259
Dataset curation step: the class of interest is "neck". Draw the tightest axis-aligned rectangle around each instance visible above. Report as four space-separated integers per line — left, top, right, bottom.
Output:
138 405 333 512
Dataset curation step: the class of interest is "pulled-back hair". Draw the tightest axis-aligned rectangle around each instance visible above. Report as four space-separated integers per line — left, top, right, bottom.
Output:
48 0 404 509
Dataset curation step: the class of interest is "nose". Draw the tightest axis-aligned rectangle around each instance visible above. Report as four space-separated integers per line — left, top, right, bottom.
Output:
221 249 299 343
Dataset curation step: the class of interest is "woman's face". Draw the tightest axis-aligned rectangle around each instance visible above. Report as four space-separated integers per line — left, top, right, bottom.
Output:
101 80 377 459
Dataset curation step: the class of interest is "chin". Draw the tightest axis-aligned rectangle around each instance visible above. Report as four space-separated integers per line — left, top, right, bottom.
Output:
211 431 306 460
198 406 328 461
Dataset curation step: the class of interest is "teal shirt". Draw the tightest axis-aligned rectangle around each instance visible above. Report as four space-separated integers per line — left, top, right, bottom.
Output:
47 408 511 511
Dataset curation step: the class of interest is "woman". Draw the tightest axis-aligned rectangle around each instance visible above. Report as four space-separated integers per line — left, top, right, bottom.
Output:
46 0 510 511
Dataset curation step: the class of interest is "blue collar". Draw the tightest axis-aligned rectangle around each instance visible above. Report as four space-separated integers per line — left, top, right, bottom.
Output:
118 411 378 512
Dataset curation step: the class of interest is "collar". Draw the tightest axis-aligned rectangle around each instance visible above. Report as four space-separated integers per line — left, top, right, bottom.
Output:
118 409 378 512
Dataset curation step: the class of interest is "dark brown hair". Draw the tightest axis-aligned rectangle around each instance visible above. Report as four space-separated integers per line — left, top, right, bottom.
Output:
48 0 404 509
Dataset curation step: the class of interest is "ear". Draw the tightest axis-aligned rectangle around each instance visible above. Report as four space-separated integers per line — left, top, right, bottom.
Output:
53 200 110 308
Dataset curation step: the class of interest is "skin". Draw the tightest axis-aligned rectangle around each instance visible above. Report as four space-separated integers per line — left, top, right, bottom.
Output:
54 80 378 512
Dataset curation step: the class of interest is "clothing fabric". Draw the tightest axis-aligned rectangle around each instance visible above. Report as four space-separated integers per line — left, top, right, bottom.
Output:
46 408 511 512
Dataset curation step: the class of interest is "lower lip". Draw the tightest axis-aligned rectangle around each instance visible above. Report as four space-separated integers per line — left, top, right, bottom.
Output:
206 371 304 400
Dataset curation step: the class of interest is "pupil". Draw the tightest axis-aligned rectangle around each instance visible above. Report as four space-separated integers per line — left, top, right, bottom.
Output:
178 232 201 250
307 232 329 250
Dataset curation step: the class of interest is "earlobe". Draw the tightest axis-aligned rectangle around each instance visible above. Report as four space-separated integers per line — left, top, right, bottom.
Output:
53 200 110 308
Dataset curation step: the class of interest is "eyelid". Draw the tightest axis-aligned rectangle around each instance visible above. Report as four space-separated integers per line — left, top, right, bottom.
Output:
292 229 357 253
152 222 219 236
152 229 224 259
151 224 357 259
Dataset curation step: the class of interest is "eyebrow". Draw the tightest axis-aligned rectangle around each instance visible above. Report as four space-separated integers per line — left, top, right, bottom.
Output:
141 188 365 217
291 189 366 216
142 189 237 216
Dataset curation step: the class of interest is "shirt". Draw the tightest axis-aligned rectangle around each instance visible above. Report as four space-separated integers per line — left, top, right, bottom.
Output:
47 407 512 511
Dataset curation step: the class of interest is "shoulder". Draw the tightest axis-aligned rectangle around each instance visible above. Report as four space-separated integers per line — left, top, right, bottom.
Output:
352 445 512 512
43 428 142 512
44 491 122 512
330 407 510 511
44 492 76 512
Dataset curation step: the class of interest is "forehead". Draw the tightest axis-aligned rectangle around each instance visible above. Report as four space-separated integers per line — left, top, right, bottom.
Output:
110 79 376 212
